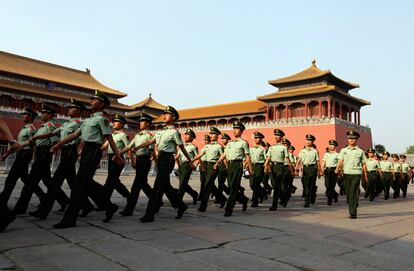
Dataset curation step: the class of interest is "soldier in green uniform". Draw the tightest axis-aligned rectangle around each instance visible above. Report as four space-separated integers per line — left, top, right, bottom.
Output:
29 99 95 219
365 148 381 201
249 132 267 207
321 140 339 205
198 134 211 200
194 127 227 211
14 104 69 214
101 114 130 200
281 139 296 207
0 108 46 210
175 128 199 204
217 133 231 199
399 155 411 198
374 153 383 197
336 130 368 219
214 121 251 217
391 154 402 198
296 134 322 208
52 91 123 229
380 151 393 200
130 106 194 222
262 142 273 195
264 129 291 211
118 112 155 216
288 145 298 196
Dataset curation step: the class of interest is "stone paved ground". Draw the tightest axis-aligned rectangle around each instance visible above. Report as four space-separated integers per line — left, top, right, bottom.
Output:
1 173 414 271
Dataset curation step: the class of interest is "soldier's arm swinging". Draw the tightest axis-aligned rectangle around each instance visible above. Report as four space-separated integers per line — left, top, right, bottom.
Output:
264 156 271 173
106 134 124 166
245 154 254 176
214 152 227 170
178 144 195 169
50 130 81 152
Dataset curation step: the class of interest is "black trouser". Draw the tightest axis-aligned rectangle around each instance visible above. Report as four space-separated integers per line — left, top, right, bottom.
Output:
123 155 153 214
0 149 45 206
303 165 317 205
104 154 130 199
199 161 207 199
367 171 377 200
61 143 114 225
375 172 383 196
382 172 392 199
178 161 198 201
344 174 361 216
218 164 230 195
270 163 284 208
14 146 69 213
401 173 409 197
250 164 264 205
199 162 227 211
280 165 294 205
392 173 401 198
324 167 338 202
143 152 186 219
337 175 345 195
224 161 247 214
38 145 94 217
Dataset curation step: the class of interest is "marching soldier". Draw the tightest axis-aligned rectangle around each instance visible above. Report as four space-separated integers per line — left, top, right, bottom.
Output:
391 154 402 198
365 148 381 201
321 140 339 205
118 112 155 216
374 153 383 197
131 106 194 222
296 134 322 208
29 99 95 220
380 151 393 200
336 130 368 219
288 145 298 195
52 90 124 229
175 128 199 204
214 121 251 217
101 114 130 200
217 133 231 199
280 138 295 207
198 134 211 200
262 142 273 195
0 108 45 210
400 155 411 198
194 127 227 212
264 129 291 211
249 132 267 207
14 104 69 214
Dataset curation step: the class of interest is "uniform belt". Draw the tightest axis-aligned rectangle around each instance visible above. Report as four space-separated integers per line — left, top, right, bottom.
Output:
61 144 77 150
229 159 243 162
36 145 51 150
136 154 151 158
252 163 264 165
304 164 316 167
272 162 284 165
84 142 101 147
208 161 218 164
326 167 336 169
368 170 377 173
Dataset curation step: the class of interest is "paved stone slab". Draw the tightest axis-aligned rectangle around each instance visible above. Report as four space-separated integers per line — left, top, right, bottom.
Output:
5 243 126 271
175 225 247 244
50 224 121 243
0 227 64 251
0 254 15 270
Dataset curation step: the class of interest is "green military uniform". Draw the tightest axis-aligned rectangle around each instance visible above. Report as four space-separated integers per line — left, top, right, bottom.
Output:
177 137 199 203
223 135 250 216
400 160 410 198
1 122 45 208
141 116 188 222
199 142 209 200
380 159 393 200
266 142 288 210
56 108 119 228
323 149 339 205
392 161 402 198
121 128 155 216
104 129 130 199
338 140 366 218
365 151 380 201
249 144 267 206
299 146 319 207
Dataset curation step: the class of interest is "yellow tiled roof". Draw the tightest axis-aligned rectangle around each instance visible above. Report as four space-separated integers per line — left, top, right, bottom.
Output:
130 95 165 110
0 51 127 97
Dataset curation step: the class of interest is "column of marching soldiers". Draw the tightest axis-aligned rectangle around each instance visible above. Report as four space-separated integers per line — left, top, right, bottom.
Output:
0 90 412 232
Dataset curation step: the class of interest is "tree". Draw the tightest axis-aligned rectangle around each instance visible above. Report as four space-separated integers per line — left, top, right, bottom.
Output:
374 144 386 154
406 145 414 154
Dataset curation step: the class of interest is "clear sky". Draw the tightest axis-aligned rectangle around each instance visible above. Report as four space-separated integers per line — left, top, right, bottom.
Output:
1 1 413 152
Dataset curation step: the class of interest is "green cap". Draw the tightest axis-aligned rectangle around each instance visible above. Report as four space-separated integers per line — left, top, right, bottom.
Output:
273 129 285 137
40 103 57 115
233 121 245 130
113 113 126 124
209 127 221 135
21 107 38 119
254 131 264 139
204 134 211 141
282 138 291 146
383 151 390 156
164 105 180 120
68 98 86 110
306 134 316 141
288 145 295 151
185 128 196 139
221 133 231 140
91 90 111 107
329 139 338 146
367 148 375 153
138 112 153 123
346 130 360 139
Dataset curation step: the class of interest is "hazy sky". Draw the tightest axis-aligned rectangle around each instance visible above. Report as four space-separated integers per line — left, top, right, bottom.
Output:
1 1 413 152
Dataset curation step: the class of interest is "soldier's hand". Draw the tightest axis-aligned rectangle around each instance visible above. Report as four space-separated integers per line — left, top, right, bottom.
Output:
190 162 196 170
50 144 60 153
113 154 125 167
131 159 136 169
213 163 219 170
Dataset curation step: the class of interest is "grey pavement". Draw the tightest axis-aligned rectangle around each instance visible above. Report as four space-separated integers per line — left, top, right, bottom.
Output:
1 173 414 271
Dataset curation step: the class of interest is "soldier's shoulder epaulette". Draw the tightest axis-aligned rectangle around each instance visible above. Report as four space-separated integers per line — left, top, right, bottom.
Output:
148 131 154 136
47 122 56 127
29 125 36 130
74 119 81 123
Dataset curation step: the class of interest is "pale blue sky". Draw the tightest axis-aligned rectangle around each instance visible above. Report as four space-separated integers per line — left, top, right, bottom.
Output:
1 1 413 152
